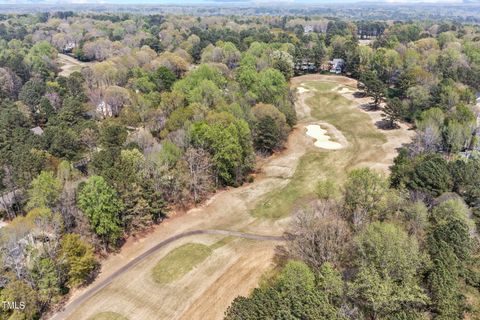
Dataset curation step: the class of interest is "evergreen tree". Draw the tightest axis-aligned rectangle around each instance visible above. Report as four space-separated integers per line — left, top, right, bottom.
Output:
77 176 124 249
382 97 406 128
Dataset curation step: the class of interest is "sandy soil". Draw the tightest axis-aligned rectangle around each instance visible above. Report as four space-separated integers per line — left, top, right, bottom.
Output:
359 39 373 46
179 240 275 320
68 235 276 320
53 74 413 320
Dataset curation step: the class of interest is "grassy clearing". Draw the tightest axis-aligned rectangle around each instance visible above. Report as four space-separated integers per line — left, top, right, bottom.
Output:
152 238 232 285
88 312 128 320
251 81 386 219
310 82 337 91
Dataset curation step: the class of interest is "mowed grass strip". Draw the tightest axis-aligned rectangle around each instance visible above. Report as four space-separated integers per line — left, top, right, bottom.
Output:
310 81 337 91
152 243 212 285
251 81 386 219
152 238 232 285
88 311 128 320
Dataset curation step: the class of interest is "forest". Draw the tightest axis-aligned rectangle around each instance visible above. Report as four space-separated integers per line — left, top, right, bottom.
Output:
0 9 479 320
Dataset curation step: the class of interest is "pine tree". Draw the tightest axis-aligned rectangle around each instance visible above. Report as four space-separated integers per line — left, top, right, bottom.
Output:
382 97 406 128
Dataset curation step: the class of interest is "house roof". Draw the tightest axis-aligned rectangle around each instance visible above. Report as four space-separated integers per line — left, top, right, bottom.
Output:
30 126 44 136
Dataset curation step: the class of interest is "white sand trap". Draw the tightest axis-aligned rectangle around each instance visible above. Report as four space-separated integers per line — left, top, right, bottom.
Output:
305 124 344 150
297 86 310 94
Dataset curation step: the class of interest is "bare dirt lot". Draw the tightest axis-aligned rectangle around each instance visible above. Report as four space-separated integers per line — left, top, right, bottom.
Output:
52 75 413 320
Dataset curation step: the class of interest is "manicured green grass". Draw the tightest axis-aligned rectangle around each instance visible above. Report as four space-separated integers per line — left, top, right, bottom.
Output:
88 312 128 320
251 81 386 219
152 243 213 285
152 238 232 285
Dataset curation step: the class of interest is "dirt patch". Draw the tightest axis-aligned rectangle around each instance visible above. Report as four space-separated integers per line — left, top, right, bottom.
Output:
296 86 311 94
179 240 275 320
337 87 355 94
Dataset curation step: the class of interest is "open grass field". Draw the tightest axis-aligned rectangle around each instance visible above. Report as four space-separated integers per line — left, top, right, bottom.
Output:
151 237 234 285
56 75 413 320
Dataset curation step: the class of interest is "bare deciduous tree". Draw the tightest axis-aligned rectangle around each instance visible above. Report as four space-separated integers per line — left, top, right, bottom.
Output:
284 200 351 270
184 148 214 203
0 68 21 98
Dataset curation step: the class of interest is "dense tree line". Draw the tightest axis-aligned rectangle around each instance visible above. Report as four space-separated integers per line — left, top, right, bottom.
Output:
227 167 480 319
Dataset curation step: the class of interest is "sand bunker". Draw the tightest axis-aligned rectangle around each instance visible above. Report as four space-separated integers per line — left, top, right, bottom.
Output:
337 87 355 94
297 86 310 94
305 124 344 150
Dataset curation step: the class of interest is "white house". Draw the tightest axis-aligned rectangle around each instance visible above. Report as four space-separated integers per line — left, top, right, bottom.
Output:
96 101 113 118
329 59 345 74
304 25 314 34
30 126 44 136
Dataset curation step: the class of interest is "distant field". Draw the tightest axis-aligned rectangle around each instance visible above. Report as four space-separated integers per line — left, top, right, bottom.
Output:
57 53 92 77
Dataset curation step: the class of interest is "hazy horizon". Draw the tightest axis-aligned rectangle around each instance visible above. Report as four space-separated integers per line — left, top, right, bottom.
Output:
0 0 476 5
